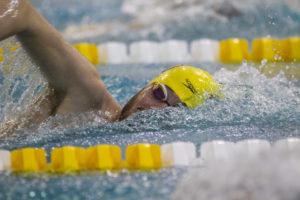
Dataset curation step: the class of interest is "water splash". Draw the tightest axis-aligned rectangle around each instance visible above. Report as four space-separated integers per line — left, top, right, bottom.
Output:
173 147 300 200
0 59 298 150
0 37 46 122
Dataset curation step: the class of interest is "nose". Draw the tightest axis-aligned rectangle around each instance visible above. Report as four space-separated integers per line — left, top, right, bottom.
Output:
119 88 168 120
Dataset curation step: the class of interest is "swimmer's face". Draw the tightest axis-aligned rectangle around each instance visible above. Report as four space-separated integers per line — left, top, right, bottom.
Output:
119 83 181 120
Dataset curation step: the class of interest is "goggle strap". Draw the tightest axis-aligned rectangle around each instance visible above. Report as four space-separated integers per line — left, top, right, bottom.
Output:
158 83 168 101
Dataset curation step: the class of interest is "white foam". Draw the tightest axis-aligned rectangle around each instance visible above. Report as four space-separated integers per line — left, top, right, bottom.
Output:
98 42 129 64
129 41 160 63
158 40 191 63
161 142 196 167
173 145 300 200
0 150 11 171
191 39 219 62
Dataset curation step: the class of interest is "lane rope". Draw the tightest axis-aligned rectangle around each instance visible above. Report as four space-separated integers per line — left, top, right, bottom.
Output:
0 138 299 173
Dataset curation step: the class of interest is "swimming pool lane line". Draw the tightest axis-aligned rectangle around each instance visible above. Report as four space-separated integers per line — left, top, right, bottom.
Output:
70 36 300 65
0 138 299 174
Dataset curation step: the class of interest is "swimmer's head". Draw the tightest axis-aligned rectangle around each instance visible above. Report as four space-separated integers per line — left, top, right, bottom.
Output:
119 65 222 120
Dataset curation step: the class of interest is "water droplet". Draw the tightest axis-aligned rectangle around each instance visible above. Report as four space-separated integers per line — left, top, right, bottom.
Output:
29 191 36 198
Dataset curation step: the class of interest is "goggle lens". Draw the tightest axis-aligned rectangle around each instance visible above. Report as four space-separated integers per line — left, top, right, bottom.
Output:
153 84 168 101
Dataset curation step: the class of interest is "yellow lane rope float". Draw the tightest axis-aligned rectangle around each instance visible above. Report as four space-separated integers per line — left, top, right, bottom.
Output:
219 38 249 63
0 48 3 63
3 143 196 173
73 43 99 65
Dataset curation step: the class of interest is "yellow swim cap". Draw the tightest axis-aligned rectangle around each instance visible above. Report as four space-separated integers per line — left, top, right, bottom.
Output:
150 65 222 109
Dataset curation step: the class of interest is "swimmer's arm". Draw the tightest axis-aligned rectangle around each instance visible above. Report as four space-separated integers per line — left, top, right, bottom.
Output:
0 0 97 91
0 0 120 119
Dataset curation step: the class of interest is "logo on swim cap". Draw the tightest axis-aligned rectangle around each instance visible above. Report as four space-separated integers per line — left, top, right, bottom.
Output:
150 65 222 109
182 79 197 94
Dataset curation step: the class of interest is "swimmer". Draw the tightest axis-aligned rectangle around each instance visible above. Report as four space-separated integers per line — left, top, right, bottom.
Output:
0 0 221 136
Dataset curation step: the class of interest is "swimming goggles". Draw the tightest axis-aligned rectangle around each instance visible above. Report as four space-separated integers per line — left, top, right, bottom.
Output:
152 83 172 105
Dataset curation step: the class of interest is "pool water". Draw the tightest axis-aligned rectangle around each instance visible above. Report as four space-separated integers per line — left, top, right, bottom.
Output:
0 0 300 199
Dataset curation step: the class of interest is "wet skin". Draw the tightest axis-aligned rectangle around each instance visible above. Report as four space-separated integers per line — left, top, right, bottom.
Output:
120 84 181 120
0 0 181 136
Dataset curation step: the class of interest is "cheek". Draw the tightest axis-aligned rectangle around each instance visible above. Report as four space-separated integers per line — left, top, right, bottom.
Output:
141 95 168 109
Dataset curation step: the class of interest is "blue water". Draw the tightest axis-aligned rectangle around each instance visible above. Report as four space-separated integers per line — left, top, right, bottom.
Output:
0 0 300 199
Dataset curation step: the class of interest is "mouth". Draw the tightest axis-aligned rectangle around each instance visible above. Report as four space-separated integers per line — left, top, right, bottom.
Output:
136 107 146 111
119 100 143 121
119 106 133 121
